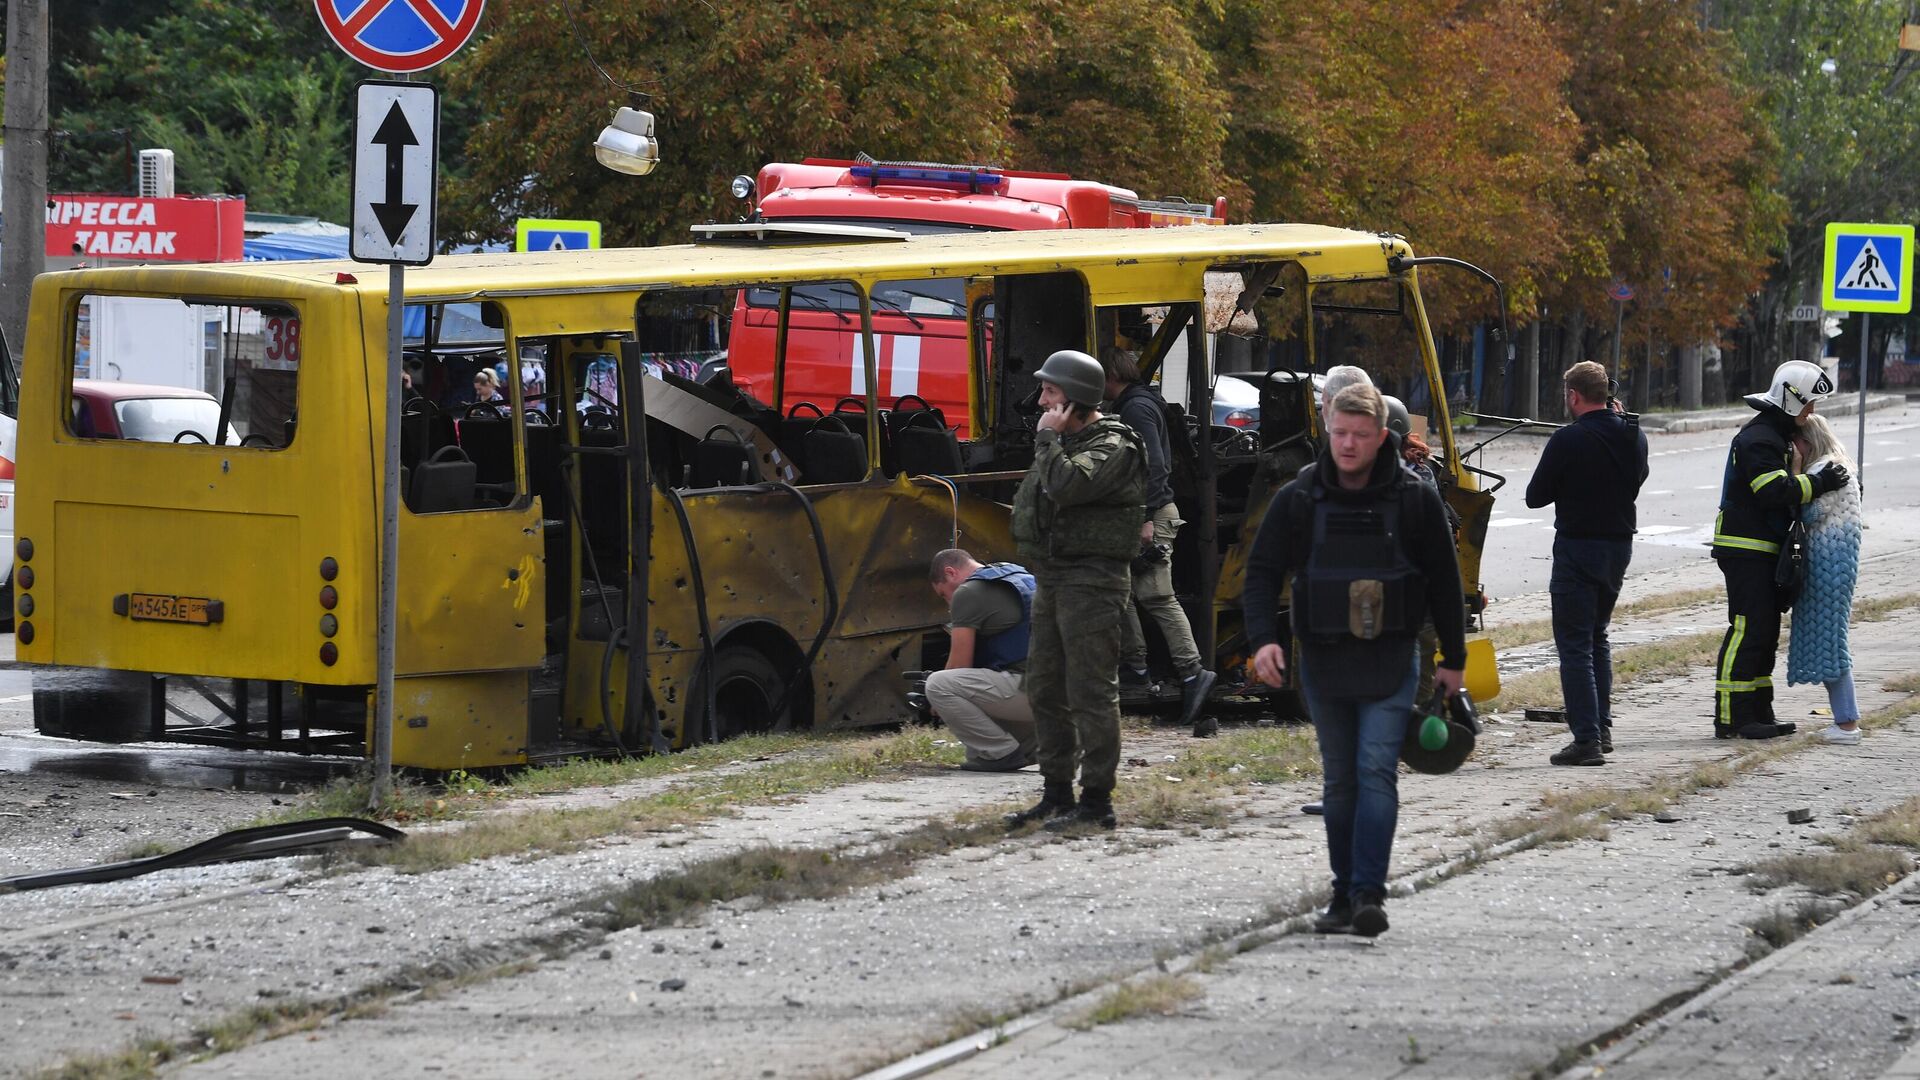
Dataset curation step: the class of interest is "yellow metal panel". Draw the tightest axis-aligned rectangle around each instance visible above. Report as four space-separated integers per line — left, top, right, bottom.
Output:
387 671 530 769
46 504 299 674
16 284 374 683
396 504 545 674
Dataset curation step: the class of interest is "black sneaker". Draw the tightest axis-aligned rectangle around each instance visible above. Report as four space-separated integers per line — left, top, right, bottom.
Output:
1178 669 1218 733
1302 802 1324 816
1005 787 1075 828
1550 740 1606 767
1600 725 1614 755
1736 720 1796 740
1313 895 1353 934
1118 666 1154 690
1350 891 1389 938
1044 797 1117 832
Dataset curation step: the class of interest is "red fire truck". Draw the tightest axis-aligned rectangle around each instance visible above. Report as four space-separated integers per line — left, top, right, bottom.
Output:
726 157 1226 439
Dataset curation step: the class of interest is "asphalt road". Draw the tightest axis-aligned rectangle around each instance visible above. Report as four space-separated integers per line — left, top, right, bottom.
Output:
1464 407 1920 600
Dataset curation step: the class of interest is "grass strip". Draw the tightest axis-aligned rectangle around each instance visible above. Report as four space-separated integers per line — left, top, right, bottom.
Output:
1483 586 1724 654
1484 629 1727 713
323 729 966 873
582 811 1010 932
1064 973 1202 1030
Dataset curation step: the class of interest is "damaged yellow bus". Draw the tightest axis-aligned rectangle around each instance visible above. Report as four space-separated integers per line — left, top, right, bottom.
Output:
15 223 1502 768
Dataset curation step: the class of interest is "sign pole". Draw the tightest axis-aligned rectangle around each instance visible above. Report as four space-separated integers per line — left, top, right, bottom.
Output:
1857 311 1870 498
1610 299 1624 381
372 262 403 807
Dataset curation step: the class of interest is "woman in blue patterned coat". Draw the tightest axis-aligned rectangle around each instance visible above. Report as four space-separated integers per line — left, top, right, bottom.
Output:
1787 413 1865 745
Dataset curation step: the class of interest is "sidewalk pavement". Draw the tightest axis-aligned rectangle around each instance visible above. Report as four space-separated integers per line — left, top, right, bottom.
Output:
1470 392 1905 438
940 615 1920 1080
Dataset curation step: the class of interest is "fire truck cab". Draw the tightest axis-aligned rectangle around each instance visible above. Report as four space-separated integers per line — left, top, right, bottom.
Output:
727 157 1226 438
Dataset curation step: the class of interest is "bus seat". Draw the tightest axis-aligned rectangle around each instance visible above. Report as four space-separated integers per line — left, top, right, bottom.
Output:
458 408 516 487
578 423 628 568
400 399 437 471
523 414 563 514
878 395 942 475
690 425 759 487
802 414 868 484
778 402 826 477
892 408 963 477
409 446 478 513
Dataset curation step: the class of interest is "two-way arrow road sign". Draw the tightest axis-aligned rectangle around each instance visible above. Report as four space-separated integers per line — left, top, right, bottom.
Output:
351 80 438 265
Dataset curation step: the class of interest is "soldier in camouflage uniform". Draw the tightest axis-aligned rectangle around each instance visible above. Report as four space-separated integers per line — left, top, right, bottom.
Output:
1005 350 1147 831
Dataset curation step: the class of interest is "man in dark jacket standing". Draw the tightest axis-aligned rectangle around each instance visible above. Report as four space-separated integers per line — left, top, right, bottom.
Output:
1710 360 1849 740
1101 347 1219 737
1525 361 1650 766
1005 350 1147 832
1243 383 1467 937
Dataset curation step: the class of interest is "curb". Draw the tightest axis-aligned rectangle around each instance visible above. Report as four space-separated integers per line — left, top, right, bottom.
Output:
1643 394 1905 434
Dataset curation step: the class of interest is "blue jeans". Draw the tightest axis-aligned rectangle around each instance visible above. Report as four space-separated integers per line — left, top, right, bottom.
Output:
1827 674 1859 724
1301 651 1418 898
1551 536 1633 744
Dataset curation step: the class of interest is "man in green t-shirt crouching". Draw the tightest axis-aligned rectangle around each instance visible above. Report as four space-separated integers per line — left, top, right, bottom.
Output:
928 548 1037 772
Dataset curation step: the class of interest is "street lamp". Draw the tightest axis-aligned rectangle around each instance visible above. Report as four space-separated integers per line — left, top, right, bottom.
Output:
594 107 659 176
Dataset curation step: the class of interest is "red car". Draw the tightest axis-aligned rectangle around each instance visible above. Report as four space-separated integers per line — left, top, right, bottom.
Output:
68 380 243 445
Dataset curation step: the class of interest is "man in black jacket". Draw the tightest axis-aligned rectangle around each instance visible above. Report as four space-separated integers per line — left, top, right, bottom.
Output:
1243 383 1467 937
1525 361 1650 766
1101 347 1218 737
1710 360 1850 740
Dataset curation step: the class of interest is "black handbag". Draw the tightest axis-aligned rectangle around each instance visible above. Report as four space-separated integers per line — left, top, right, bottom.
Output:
1774 518 1808 612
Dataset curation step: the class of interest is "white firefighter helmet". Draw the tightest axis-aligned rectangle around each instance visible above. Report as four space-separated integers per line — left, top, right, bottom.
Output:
1745 360 1835 414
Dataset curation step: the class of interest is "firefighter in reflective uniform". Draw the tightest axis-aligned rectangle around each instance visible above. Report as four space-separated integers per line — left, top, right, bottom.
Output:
1711 360 1851 740
1005 350 1147 832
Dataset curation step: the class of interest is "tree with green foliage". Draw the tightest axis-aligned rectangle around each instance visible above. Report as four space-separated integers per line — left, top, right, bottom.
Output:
445 0 1045 247
49 0 357 219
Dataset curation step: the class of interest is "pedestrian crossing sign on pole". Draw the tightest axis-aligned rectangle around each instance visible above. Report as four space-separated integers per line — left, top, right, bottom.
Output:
1823 222 1914 314
515 218 602 252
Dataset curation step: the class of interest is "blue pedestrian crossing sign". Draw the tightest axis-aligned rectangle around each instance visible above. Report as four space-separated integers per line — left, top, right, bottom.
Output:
1823 222 1914 314
515 218 601 252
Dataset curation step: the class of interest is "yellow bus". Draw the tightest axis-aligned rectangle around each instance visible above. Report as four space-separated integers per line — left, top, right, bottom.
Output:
14 223 1500 769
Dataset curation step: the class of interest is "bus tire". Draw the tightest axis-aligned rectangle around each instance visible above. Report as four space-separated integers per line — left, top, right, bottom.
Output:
696 645 793 742
32 668 153 743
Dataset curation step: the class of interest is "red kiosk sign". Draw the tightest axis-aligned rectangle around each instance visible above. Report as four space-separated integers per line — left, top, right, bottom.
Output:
44 195 245 261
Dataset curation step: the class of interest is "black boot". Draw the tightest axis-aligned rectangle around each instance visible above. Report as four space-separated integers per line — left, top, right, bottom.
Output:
1313 893 1353 934
1600 724 1614 755
1005 782 1075 828
1550 740 1606 767
1736 720 1796 740
1180 669 1218 736
1350 889 1390 938
1044 789 1117 832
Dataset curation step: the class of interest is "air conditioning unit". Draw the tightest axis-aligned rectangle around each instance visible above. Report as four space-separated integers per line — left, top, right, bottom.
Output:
138 149 175 198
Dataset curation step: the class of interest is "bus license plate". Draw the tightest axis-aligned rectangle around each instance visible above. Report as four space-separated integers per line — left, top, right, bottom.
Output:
127 593 215 625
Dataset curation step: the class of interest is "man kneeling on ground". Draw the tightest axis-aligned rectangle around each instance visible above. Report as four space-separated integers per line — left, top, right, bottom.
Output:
927 548 1037 772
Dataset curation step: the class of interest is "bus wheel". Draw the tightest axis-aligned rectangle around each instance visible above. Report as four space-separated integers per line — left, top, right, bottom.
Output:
32 669 153 742
698 645 793 742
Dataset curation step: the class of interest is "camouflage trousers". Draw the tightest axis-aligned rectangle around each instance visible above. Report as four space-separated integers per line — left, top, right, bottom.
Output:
1027 563 1130 795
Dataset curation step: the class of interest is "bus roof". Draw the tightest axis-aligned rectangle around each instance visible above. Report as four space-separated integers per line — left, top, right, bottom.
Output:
38 223 1413 306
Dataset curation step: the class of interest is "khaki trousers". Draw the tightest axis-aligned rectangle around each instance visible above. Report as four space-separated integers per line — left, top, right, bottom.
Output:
924 668 1034 762
1121 502 1205 677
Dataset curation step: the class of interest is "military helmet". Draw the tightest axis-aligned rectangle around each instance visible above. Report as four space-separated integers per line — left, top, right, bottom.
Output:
1381 394 1412 438
1035 349 1107 408
1401 690 1480 775
1745 360 1834 414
